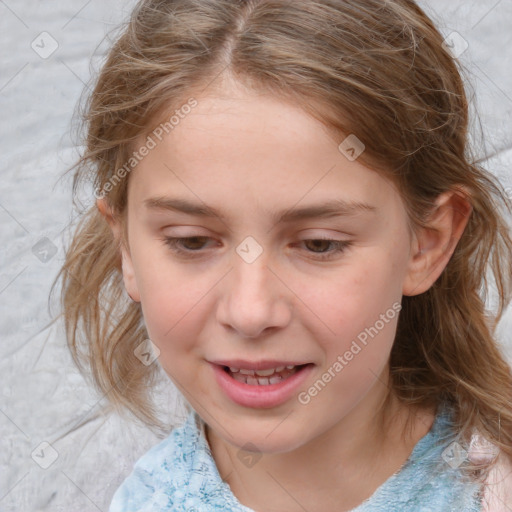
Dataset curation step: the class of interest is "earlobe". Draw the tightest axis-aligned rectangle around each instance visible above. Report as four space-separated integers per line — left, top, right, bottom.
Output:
96 198 141 303
402 188 472 297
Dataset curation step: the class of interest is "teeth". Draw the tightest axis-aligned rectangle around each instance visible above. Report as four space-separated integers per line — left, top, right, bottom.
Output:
228 365 296 375
269 374 283 385
244 375 271 386
228 365 303 385
254 368 275 377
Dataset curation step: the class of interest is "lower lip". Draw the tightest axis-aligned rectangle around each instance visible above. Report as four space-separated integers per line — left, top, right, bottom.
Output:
210 363 314 409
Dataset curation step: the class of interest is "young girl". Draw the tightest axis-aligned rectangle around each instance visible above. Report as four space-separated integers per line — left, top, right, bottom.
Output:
58 0 512 510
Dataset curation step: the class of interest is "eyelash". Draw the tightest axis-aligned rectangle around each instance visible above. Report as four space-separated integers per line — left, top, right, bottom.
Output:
161 236 352 261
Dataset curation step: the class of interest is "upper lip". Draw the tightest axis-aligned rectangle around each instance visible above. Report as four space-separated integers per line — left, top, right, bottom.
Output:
210 359 311 370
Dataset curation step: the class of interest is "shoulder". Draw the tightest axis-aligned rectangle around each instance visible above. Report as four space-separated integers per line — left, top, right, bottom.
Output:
467 433 512 512
109 411 254 512
480 452 512 512
109 412 199 512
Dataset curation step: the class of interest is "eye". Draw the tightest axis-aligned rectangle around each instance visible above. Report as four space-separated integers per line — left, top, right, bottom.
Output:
299 239 352 260
162 236 212 257
161 236 352 261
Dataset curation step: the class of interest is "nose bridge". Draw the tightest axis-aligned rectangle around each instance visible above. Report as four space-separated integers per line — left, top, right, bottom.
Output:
218 238 290 338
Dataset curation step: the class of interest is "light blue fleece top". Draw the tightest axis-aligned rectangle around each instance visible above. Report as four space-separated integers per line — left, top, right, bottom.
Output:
109 402 483 511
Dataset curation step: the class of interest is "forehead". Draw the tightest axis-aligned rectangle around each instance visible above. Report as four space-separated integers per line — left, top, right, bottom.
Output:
128 85 404 221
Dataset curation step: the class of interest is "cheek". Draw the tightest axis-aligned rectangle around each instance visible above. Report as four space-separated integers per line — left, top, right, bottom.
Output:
305 249 405 344
129 244 208 366
299 263 403 412
138 285 208 385
319 249 407 397
139 278 203 342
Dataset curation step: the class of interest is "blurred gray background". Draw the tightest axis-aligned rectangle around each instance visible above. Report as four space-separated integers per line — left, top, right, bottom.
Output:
1 1 511 511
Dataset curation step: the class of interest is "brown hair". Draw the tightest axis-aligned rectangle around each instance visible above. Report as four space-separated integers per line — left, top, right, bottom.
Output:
55 0 512 480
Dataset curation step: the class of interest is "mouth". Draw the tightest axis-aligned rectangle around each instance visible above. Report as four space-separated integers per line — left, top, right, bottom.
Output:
210 361 315 408
223 364 310 385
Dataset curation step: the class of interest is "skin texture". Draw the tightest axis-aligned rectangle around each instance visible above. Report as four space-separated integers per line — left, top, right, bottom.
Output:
98 77 472 511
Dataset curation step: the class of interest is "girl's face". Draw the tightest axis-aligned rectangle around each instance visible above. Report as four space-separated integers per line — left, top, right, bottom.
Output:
120 80 419 453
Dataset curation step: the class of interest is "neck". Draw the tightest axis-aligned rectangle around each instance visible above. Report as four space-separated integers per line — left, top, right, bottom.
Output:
205 388 435 512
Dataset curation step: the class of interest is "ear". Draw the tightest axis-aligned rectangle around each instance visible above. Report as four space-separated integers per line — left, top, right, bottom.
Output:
402 188 472 297
97 198 141 303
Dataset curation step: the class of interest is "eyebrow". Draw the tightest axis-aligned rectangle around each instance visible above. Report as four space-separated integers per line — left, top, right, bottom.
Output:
144 196 377 224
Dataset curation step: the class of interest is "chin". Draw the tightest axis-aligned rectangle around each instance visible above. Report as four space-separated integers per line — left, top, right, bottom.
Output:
219 415 309 455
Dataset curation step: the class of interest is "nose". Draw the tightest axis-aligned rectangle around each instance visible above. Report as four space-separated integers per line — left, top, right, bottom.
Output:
216 252 292 339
